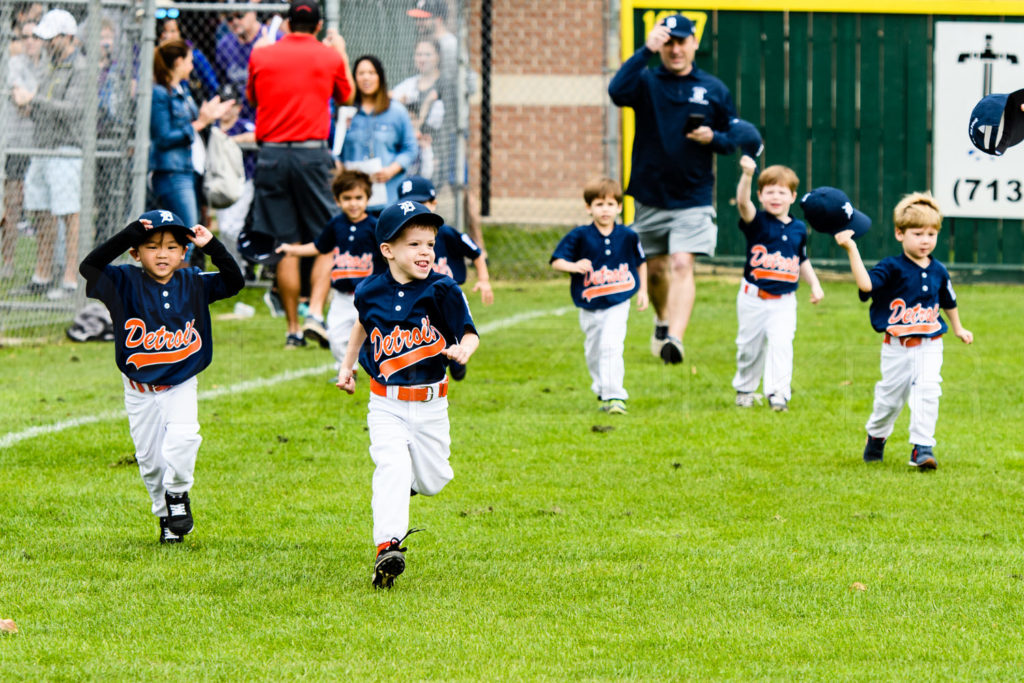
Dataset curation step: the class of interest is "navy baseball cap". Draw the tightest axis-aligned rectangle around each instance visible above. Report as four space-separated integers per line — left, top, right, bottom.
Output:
236 229 282 265
799 187 872 239
727 117 763 158
661 14 695 39
376 201 444 244
133 209 195 247
969 88 1024 156
397 175 438 203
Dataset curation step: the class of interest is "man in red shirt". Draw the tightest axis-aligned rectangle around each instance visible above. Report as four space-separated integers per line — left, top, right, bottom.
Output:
247 0 353 348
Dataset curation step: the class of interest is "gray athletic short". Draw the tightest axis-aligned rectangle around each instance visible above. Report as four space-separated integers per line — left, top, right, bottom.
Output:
633 201 718 257
252 143 338 244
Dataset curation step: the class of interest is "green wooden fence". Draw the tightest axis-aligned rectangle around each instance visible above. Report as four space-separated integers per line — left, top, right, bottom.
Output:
630 9 1024 280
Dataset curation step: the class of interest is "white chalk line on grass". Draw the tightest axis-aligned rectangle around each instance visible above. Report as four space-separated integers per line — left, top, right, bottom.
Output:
0 307 571 450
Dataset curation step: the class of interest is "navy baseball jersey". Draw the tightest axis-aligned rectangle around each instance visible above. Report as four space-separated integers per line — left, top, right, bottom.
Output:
550 223 646 310
354 269 477 386
314 213 384 293
859 254 956 337
739 211 807 296
432 224 482 285
81 228 243 386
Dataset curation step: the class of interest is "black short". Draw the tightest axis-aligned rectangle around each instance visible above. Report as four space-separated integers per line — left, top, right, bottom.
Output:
251 144 338 244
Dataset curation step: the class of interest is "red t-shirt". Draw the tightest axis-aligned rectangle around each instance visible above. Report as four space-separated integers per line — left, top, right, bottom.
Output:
247 33 352 143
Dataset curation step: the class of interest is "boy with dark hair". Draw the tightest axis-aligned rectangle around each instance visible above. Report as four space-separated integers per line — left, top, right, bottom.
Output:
835 191 973 469
338 200 479 589
733 156 823 411
79 210 244 542
551 177 647 414
277 169 382 365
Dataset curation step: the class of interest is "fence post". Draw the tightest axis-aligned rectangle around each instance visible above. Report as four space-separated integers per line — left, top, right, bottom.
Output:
79 0 103 272
131 0 157 218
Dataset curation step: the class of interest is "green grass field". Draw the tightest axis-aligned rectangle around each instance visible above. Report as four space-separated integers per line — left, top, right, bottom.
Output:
2 276 1024 680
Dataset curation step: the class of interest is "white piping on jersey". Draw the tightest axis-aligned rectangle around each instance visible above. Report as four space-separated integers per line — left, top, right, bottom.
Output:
0 307 572 449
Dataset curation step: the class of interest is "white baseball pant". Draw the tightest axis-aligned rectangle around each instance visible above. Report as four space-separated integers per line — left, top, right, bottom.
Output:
579 300 630 401
367 390 453 546
327 289 358 365
122 375 201 517
731 282 797 400
865 337 944 446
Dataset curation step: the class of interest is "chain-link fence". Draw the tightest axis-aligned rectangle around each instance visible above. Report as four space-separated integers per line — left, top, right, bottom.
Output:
1 0 140 337
0 0 624 338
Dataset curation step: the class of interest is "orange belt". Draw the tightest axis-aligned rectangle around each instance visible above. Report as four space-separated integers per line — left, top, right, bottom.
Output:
370 378 448 402
128 379 171 393
884 333 942 348
742 282 785 300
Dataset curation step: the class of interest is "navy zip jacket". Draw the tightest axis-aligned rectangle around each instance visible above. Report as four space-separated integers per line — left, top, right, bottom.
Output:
609 47 736 210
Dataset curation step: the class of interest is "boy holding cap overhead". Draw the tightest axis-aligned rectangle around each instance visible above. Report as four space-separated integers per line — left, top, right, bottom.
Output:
78 210 244 543
733 155 823 412
831 192 973 469
337 200 479 589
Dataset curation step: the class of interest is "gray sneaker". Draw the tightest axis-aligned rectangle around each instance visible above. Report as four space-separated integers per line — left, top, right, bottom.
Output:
909 444 937 470
768 394 788 412
735 392 761 408
650 322 668 357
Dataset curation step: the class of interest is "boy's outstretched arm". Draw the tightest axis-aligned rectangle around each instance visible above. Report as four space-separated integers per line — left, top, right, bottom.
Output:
79 219 150 287
471 254 494 305
275 242 320 257
444 331 479 366
799 259 824 304
834 229 872 293
943 307 974 345
736 155 757 224
551 257 592 275
636 261 649 311
337 323 368 393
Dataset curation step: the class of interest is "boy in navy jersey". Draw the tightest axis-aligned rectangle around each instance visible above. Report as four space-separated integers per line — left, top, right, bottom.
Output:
79 210 244 542
396 175 493 381
276 170 383 365
733 157 823 411
551 177 647 414
835 192 973 469
337 200 478 589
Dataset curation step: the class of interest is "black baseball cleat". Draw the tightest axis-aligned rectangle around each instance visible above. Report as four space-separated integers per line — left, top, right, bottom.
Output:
372 528 422 589
164 491 194 536
863 435 886 463
159 516 183 544
660 335 684 365
449 361 467 381
909 444 937 470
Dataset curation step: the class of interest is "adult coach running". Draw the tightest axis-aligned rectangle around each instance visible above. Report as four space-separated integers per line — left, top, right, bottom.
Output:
247 0 353 348
608 14 735 365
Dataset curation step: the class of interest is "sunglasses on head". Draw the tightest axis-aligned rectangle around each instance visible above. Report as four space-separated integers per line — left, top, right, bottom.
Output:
155 8 180 19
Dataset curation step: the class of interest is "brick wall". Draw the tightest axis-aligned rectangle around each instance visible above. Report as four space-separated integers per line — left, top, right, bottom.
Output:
467 0 613 225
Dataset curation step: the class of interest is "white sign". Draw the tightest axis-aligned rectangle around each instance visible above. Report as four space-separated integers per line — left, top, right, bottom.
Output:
933 22 1024 219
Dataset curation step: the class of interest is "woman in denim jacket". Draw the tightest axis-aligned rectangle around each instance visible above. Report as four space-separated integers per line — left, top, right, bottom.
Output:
340 55 418 215
150 40 232 230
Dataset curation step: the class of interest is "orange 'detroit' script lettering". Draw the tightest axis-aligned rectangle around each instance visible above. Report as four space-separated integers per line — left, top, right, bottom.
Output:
581 264 635 302
124 318 203 369
371 316 447 379
331 250 374 281
885 298 942 337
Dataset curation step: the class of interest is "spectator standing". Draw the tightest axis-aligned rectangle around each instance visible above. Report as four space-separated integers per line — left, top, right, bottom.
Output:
340 55 418 215
392 39 446 180
246 0 353 348
608 14 736 365
407 0 456 81
150 40 233 239
216 0 274 121
2 19 46 279
16 10 87 299
159 13 219 101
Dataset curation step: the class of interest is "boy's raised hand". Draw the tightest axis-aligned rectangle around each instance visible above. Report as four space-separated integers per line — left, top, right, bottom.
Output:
833 229 856 249
739 154 757 175
189 225 213 248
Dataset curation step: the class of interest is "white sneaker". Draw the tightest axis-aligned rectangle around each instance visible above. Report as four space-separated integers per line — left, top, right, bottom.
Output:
735 392 762 408
768 394 789 412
